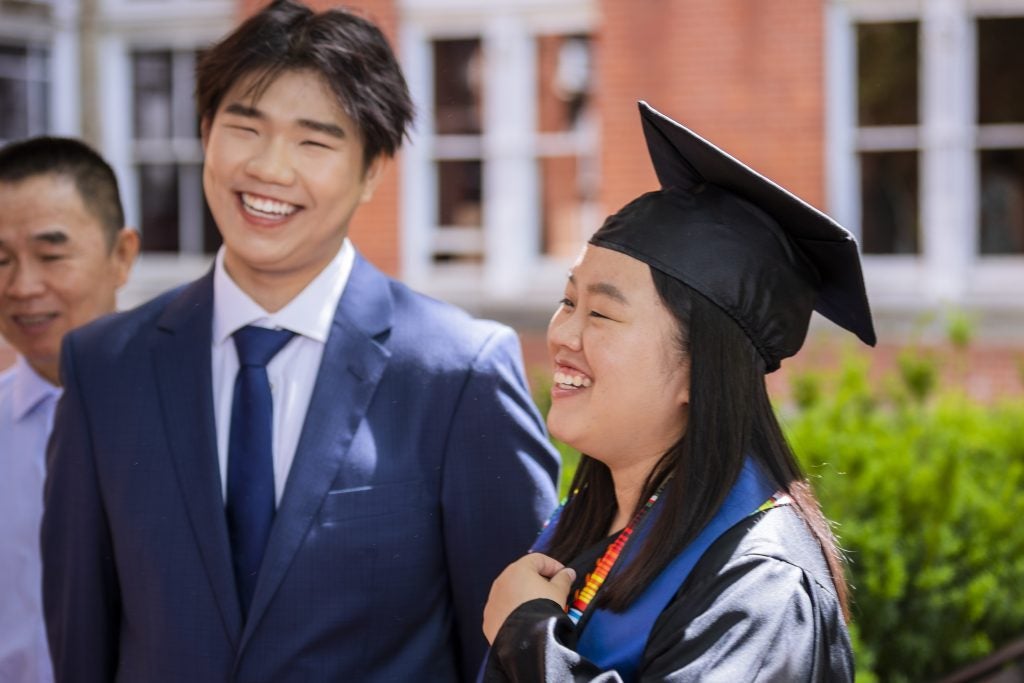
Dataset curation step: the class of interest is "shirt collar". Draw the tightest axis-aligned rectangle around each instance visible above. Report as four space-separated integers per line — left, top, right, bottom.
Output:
11 355 62 422
212 238 354 346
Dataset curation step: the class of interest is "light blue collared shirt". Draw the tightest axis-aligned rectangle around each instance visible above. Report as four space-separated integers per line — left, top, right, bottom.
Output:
0 356 60 683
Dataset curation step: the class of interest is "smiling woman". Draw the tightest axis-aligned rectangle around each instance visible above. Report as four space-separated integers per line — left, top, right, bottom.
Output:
546 246 690 525
480 102 876 682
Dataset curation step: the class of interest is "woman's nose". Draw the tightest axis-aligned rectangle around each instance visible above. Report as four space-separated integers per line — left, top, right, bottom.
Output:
548 311 583 352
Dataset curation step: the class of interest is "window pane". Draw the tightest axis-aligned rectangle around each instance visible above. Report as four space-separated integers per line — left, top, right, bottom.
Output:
857 22 918 126
437 159 482 227
433 39 482 135
537 34 592 134
0 74 29 140
978 18 1024 124
539 155 591 258
860 151 919 254
139 164 180 252
133 51 173 140
979 149 1024 254
0 44 48 141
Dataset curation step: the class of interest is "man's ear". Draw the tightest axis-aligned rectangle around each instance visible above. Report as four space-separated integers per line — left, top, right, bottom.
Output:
359 155 388 204
200 116 212 151
111 228 141 289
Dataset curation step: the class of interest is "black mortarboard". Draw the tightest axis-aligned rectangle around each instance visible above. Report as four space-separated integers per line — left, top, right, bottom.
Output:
590 101 876 372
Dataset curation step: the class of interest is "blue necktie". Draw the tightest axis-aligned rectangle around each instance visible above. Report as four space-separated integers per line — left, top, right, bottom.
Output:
226 325 295 616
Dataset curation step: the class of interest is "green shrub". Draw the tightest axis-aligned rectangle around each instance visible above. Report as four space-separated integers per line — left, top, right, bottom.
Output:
529 370 581 498
945 308 975 352
897 348 939 403
786 356 1024 681
790 369 824 411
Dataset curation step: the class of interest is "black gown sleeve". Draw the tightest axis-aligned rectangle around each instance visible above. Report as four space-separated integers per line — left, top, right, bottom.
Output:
482 507 854 683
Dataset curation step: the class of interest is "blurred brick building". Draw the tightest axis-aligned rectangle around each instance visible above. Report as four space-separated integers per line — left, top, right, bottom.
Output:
2 0 1023 397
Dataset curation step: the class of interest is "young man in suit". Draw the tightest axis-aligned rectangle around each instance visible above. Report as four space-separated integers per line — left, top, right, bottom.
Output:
40 2 560 681
0 136 139 682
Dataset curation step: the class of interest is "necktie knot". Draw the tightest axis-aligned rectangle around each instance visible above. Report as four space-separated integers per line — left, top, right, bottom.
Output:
233 326 295 368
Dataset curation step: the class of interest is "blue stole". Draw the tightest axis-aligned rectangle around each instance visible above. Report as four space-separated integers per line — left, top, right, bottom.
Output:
532 459 776 681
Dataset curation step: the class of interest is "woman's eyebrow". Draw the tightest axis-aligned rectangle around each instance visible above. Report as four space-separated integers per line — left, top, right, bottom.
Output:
566 274 629 304
588 281 629 304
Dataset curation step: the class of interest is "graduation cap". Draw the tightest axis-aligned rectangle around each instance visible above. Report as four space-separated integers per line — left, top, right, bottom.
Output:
590 101 876 372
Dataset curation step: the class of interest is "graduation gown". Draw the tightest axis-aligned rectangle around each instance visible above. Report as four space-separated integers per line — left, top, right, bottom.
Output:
483 505 853 682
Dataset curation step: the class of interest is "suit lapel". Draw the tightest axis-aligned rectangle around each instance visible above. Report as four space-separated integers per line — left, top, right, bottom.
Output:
239 255 394 649
152 272 243 644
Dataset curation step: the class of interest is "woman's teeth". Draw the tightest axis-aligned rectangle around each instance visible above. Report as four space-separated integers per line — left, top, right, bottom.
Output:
554 371 592 388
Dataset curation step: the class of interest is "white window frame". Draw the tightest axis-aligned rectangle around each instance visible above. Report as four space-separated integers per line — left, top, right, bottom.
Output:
130 47 207 253
399 0 596 310
0 0 79 139
94 0 234 306
827 0 1024 321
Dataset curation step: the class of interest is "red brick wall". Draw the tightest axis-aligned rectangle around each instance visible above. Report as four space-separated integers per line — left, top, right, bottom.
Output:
233 0 827 276
518 329 1024 405
597 0 826 216
238 0 403 275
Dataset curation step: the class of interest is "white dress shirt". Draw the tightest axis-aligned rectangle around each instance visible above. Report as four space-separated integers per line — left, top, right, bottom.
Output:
211 239 354 505
0 357 60 683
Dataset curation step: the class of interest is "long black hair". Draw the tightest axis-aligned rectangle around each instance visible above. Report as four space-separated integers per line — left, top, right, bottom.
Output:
545 266 850 618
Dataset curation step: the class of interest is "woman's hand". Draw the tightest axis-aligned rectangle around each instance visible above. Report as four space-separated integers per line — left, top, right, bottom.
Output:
483 553 577 645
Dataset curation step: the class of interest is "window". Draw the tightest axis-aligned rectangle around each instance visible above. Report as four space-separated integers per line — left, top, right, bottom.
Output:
431 37 484 263
855 21 920 255
831 1 1024 311
131 49 218 254
408 16 596 303
0 42 49 142
535 34 596 260
977 17 1024 255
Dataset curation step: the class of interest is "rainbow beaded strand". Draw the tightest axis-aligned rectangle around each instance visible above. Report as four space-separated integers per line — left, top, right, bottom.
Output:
567 484 667 624
565 486 791 625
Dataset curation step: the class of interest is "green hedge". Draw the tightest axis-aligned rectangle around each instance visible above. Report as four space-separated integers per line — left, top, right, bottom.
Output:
531 353 1024 681
785 354 1024 682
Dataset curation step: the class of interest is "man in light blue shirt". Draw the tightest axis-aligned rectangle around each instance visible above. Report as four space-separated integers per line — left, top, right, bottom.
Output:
0 137 138 682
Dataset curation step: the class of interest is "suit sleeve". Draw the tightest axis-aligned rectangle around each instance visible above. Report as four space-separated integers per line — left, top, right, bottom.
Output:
41 333 120 681
440 325 560 681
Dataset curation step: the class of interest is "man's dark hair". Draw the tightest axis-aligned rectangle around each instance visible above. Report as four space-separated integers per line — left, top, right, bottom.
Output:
0 136 125 248
195 0 414 168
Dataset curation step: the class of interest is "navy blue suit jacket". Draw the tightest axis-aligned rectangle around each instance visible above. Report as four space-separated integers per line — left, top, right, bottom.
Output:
41 255 559 682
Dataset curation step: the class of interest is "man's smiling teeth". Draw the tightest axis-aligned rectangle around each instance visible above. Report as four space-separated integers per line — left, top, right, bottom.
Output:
15 314 56 325
241 193 298 217
554 371 592 388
